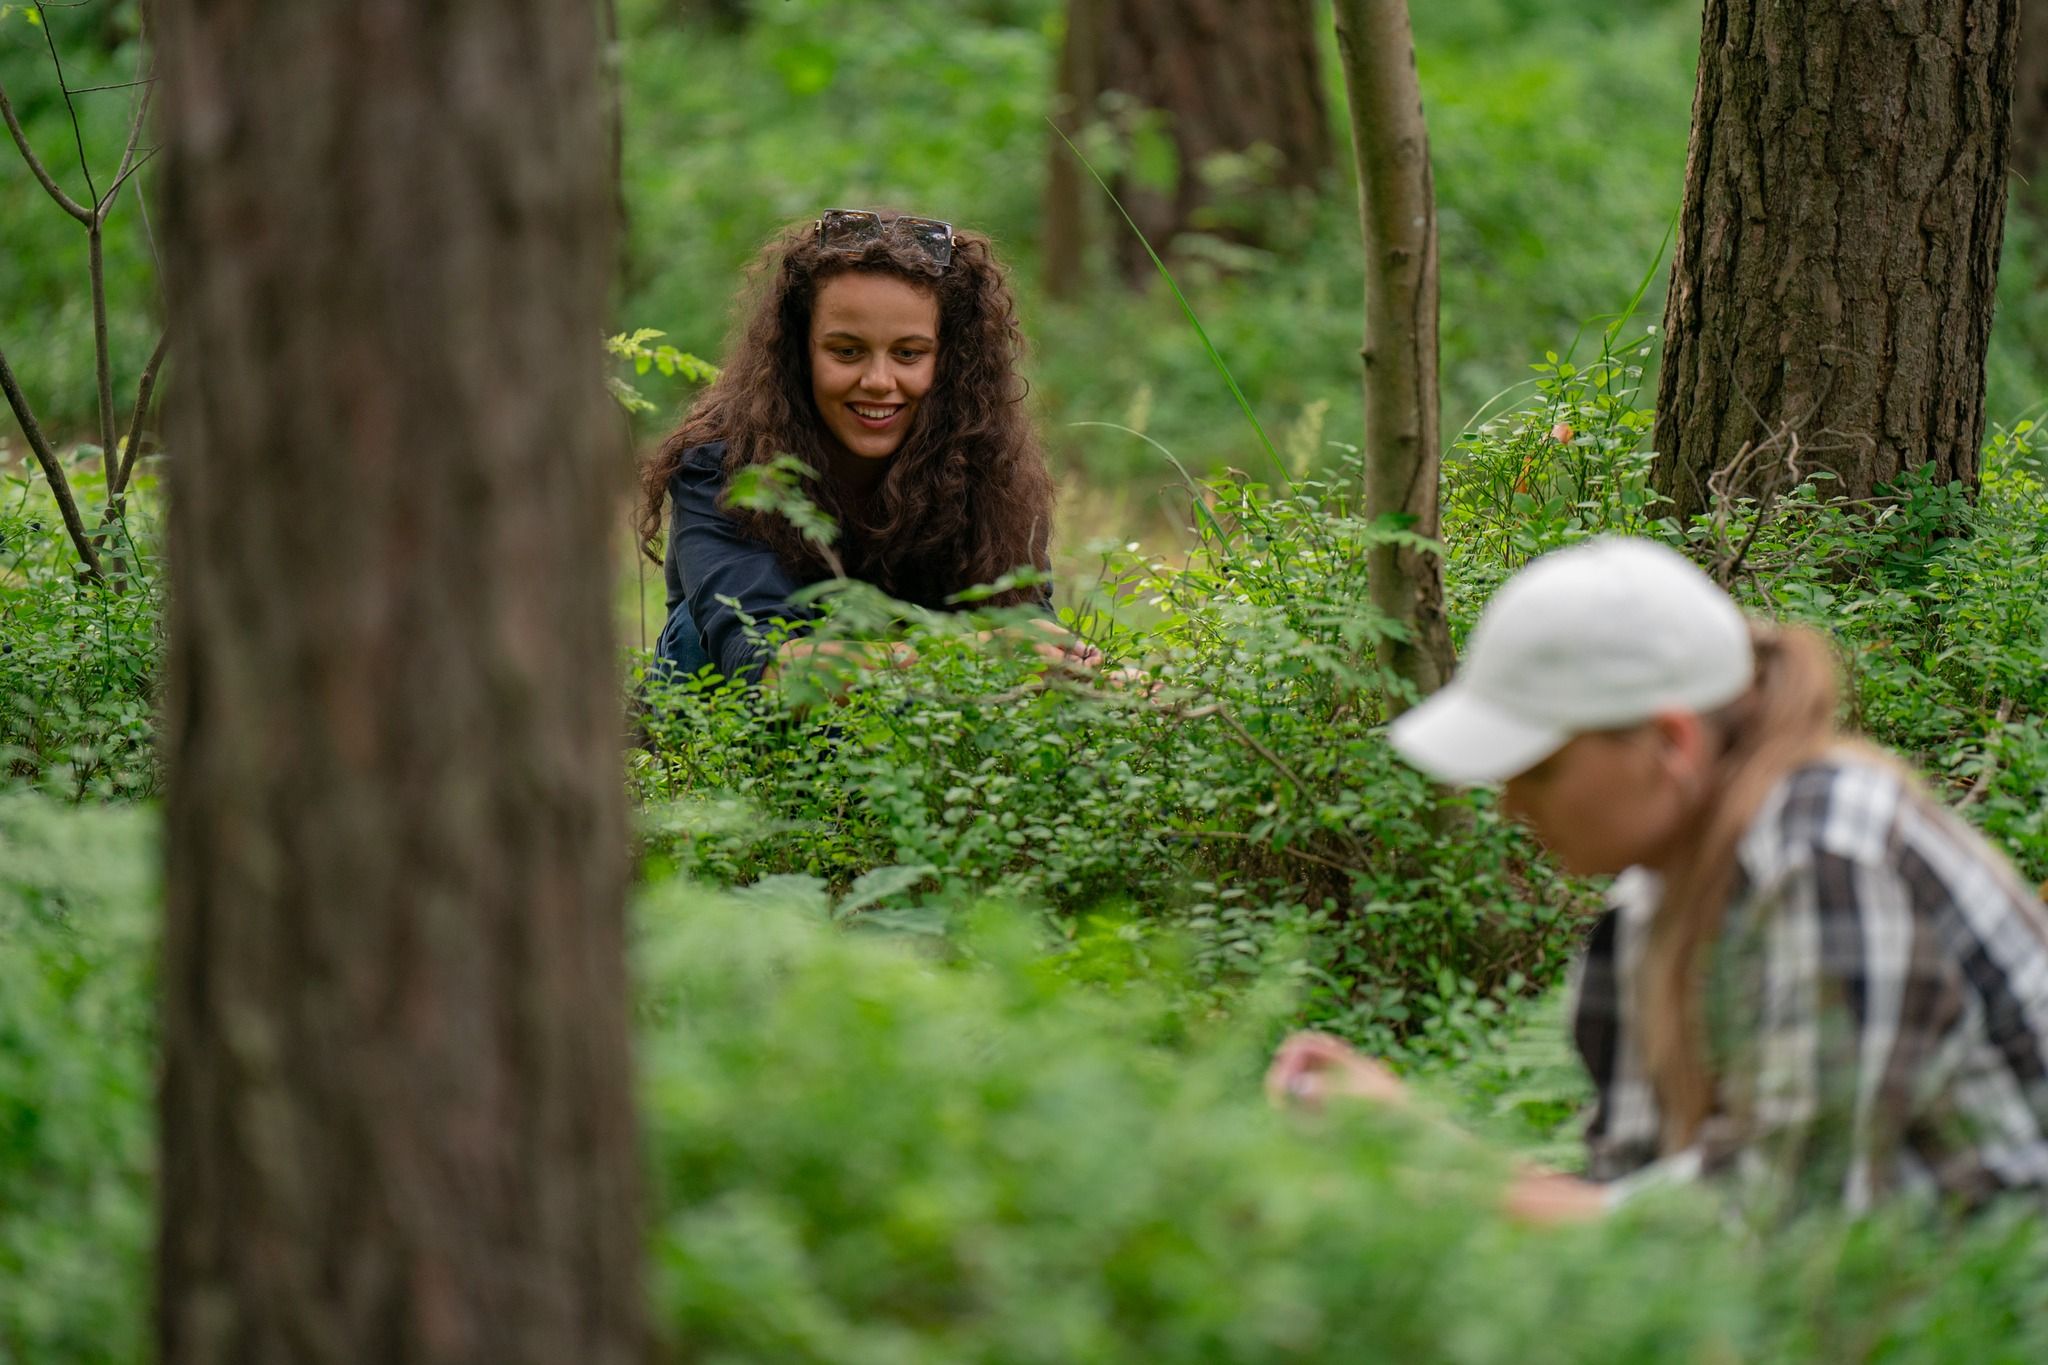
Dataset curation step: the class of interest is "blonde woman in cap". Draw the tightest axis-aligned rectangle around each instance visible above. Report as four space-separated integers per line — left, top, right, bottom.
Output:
1267 537 2048 1222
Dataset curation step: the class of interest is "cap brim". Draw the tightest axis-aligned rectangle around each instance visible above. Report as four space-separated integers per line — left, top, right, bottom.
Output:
1387 685 1569 786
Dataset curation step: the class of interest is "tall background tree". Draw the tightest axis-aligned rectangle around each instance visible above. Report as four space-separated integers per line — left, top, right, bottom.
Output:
1043 0 1331 293
153 0 644 1360
1652 0 2021 524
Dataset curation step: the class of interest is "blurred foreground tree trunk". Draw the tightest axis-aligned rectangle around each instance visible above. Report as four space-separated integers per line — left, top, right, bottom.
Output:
1653 0 2018 523
155 1 643 1361
1330 0 1453 714
1045 0 1331 292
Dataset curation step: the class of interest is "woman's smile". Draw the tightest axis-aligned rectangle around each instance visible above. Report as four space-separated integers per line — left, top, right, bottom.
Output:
848 401 904 427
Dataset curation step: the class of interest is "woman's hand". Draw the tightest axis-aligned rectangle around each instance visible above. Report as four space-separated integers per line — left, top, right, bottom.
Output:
1264 1031 1409 1109
1267 1032 1609 1225
1502 1169 1608 1224
988 617 1104 670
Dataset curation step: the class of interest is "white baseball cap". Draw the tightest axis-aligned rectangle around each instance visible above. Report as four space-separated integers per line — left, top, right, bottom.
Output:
1388 537 1755 785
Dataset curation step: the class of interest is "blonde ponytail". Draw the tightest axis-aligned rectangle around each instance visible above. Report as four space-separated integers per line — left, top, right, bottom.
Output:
1638 623 1839 1148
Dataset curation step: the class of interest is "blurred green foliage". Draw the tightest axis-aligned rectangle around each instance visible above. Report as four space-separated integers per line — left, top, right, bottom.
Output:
7 797 2048 1362
10 0 2047 479
612 0 1709 482
0 792 153 1364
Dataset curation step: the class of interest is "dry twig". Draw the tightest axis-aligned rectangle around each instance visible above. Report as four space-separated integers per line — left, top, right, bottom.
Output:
0 345 105 582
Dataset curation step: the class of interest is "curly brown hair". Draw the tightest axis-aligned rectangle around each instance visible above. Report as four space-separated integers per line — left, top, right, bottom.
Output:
636 215 1056 609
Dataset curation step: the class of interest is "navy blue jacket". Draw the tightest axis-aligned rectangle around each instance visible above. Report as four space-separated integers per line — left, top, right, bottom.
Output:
661 441 820 680
660 441 1051 681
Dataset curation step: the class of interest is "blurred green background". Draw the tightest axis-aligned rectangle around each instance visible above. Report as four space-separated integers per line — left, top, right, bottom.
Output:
5 0 2047 519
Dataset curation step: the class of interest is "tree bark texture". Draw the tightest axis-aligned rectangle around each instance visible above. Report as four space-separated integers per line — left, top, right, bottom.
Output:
1331 0 1454 714
1653 0 2018 524
154 2 642 1362
1057 0 1331 286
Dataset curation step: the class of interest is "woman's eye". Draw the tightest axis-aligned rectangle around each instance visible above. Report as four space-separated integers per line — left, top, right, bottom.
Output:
832 348 861 361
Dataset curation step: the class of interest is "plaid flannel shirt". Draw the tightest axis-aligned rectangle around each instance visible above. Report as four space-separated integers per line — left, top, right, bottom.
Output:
1569 754 2048 1215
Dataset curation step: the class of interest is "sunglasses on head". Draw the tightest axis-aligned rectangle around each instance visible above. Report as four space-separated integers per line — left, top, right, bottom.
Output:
815 208 954 270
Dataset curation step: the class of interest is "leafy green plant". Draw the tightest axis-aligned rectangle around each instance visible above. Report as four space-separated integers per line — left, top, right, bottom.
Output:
605 327 717 416
0 462 160 800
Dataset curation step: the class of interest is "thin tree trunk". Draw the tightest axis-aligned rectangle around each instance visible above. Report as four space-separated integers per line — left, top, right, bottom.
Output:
1331 0 1453 715
1653 0 2019 523
154 1 642 1361
1085 0 1331 285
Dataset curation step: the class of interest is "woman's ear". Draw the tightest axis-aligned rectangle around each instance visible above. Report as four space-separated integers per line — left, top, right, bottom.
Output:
1648 709 1711 797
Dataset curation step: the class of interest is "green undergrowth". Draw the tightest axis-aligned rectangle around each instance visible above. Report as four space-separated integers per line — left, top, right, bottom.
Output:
635 448 1591 1065
6 793 2048 1362
0 459 161 801
636 329 2048 1064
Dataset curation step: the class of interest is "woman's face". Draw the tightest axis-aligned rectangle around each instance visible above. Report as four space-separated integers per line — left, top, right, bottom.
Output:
808 272 940 463
1498 714 1707 876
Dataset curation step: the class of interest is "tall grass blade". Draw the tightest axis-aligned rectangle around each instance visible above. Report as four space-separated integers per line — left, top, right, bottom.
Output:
1602 206 1678 346
1050 121 1295 492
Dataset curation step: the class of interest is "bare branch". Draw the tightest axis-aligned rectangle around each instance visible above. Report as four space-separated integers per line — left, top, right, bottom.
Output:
1156 827 1370 877
135 150 165 287
34 1 100 207
1211 703 1315 799
97 68 156 221
64 76 159 95
0 73 91 223
0 343 106 582
97 142 159 216
113 329 169 497
88 224 116 482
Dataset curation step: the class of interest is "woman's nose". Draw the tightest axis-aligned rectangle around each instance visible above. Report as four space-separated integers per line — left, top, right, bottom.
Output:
859 360 894 392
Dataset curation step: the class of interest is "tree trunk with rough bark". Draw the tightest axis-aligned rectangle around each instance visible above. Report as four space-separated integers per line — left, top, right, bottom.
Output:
1049 0 1331 287
154 1 643 1361
1652 0 2018 524
1331 0 1453 716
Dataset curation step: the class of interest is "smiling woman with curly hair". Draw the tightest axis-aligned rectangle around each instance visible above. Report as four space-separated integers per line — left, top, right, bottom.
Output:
637 209 1087 683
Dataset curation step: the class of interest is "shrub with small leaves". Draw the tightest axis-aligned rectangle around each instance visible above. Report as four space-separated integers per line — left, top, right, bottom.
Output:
0 465 161 801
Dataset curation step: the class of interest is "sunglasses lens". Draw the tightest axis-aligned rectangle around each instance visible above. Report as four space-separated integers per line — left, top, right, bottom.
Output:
898 217 954 267
818 209 882 249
